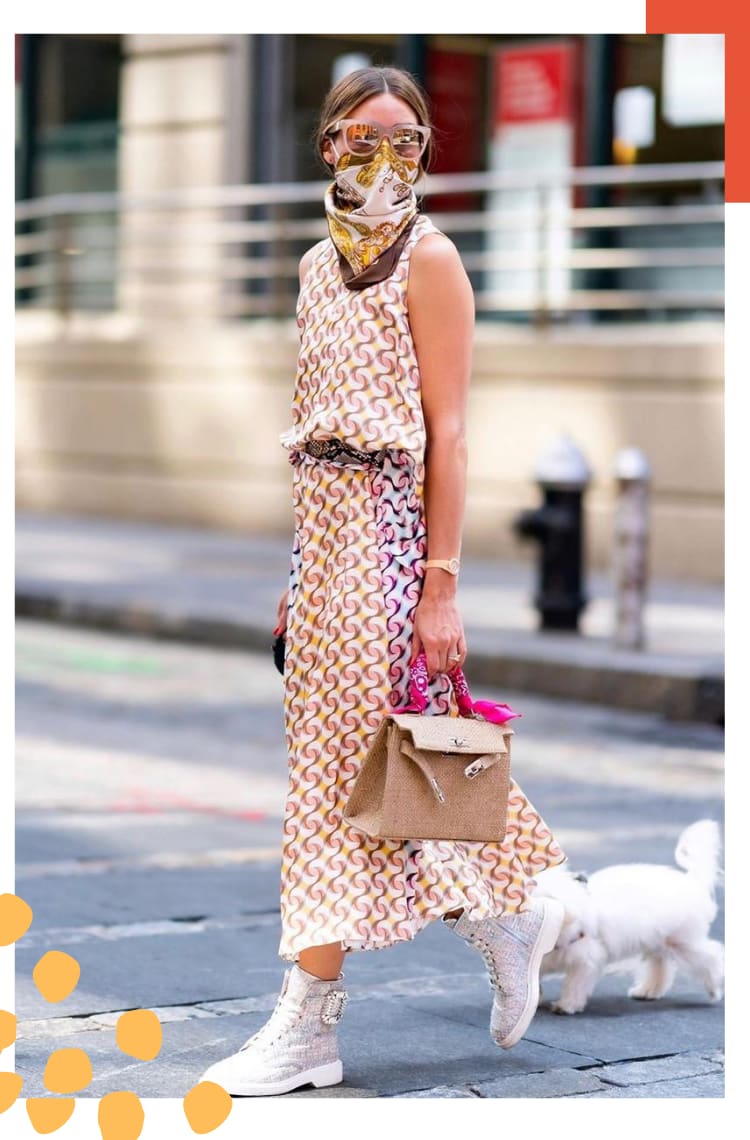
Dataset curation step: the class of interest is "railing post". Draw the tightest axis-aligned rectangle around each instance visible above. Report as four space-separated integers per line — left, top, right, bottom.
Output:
52 212 73 324
533 184 551 328
269 200 288 317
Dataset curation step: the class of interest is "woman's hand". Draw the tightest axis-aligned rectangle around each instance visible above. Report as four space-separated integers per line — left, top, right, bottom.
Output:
274 589 289 636
410 588 466 678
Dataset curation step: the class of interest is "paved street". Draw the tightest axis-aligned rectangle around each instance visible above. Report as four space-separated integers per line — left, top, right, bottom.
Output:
14 618 725 1099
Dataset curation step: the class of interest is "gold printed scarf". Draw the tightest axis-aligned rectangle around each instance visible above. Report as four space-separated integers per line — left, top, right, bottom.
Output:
324 138 420 290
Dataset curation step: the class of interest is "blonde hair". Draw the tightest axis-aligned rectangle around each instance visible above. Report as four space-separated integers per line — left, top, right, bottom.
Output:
316 66 435 173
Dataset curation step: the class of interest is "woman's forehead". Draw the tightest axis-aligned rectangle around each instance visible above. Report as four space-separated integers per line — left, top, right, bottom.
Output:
346 92 418 125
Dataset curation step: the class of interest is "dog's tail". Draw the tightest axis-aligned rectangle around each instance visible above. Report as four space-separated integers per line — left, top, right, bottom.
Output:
674 819 723 894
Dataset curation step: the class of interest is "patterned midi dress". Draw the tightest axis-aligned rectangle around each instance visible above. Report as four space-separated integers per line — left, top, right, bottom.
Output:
277 213 566 964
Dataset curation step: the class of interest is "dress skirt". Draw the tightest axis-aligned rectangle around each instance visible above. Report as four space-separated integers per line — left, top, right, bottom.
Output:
278 445 566 963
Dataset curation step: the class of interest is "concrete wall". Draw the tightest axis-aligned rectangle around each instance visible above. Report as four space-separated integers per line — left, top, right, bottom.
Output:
15 316 724 583
117 34 244 320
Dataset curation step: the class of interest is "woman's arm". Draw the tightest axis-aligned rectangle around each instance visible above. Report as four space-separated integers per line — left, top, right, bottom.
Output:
407 232 475 678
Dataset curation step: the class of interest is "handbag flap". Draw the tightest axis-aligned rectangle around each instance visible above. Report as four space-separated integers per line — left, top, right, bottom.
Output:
388 712 513 754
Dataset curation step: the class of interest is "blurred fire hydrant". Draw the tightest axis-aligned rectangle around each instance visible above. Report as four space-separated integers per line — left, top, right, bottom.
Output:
513 434 591 632
612 448 651 650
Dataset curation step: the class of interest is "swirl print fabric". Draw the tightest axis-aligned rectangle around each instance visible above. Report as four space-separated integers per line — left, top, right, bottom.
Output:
279 216 434 459
277 216 566 963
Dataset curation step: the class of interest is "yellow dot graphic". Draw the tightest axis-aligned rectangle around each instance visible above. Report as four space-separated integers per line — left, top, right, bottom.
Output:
116 1010 162 1060
0 893 34 946
98 1091 145 1140
0 1071 24 1114
33 951 81 1003
0 1010 17 1051
183 1081 233 1134
25 1098 76 1134
43 1047 93 1094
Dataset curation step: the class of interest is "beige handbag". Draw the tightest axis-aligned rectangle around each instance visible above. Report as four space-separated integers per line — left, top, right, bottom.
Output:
343 650 520 842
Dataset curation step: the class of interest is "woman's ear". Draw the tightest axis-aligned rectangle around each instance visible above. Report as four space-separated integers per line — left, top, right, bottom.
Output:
321 138 336 170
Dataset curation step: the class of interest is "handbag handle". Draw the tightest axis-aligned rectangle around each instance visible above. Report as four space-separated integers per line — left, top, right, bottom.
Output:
390 649 521 725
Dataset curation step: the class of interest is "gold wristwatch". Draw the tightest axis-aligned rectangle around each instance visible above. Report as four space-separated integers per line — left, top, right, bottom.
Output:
424 558 461 575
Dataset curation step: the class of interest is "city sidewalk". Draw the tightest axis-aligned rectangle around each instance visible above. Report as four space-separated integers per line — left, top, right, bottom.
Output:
16 510 724 723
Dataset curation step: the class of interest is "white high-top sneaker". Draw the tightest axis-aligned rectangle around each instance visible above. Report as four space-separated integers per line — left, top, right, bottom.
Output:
200 964 348 1096
443 896 564 1049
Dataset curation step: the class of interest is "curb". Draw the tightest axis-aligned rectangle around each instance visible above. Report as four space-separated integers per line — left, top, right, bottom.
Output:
15 591 724 726
467 648 724 726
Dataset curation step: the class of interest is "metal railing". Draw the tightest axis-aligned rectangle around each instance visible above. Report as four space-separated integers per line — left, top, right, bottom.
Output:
15 160 724 324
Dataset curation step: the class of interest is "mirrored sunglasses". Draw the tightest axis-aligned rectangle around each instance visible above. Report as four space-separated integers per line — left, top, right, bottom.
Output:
325 119 431 160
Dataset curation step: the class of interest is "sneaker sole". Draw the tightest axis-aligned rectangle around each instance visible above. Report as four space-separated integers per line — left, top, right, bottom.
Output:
204 1059 343 1097
493 898 565 1050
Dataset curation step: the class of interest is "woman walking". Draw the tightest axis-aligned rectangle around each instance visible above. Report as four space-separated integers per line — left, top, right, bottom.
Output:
201 66 566 1097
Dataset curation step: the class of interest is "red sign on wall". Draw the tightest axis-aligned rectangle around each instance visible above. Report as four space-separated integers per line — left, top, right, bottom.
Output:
427 49 485 172
425 48 485 211
494 44 574 127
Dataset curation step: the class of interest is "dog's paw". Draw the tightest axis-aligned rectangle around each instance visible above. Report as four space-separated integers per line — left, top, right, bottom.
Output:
628 985 662 1001
549 1000 581 1015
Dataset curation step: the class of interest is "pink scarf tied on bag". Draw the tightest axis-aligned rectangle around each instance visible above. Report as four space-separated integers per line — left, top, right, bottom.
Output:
390 650 521 725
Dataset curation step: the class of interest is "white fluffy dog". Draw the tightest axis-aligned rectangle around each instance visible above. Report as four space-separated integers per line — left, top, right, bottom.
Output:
532 819 724 1014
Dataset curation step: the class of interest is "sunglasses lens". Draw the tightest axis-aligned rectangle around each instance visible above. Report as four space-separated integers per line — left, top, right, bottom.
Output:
391 126 427 158
344 123 380 155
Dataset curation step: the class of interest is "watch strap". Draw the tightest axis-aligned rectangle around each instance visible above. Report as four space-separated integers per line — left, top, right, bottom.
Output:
424 558 461 575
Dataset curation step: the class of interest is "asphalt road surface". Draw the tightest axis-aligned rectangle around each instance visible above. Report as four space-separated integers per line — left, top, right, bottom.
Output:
14 619 725 1099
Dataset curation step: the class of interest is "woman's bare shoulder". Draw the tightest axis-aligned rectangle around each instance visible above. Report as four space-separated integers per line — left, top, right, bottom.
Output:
411 227 461 267
408 229 473 309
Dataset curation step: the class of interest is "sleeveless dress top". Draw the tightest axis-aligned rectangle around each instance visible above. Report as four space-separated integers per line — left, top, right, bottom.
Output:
279 213 436 461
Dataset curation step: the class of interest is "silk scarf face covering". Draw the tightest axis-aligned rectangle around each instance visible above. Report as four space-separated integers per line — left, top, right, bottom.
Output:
324 137 420 290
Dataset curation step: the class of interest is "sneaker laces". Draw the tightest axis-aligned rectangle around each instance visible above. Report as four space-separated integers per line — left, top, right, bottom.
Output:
471 930 506 993
239 991 302 1052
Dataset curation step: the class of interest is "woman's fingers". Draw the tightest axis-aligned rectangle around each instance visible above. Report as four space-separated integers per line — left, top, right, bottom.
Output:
422 647 438 676
422 638 465 678
412 606 466 676
417 635 442 677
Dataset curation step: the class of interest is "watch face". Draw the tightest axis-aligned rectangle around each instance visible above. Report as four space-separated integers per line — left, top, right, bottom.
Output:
448 558 459 574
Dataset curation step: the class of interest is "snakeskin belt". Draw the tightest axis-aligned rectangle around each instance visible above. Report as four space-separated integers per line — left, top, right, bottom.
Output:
302 437 388 468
